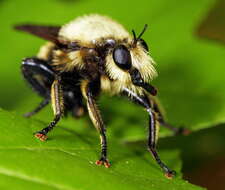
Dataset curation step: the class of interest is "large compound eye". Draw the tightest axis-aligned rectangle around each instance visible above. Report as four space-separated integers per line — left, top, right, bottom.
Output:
113 45 131 70
139 39 149 52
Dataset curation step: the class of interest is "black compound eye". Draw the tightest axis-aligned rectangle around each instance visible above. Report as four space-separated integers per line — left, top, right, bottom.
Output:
112 45 131 70
139 38 149 52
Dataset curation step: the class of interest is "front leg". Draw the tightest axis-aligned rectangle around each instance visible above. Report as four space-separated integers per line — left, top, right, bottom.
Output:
81 80 110 168
122 88 175 178
34 76 64 141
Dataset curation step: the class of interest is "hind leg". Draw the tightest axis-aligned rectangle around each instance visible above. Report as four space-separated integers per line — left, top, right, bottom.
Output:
21 57 55 117
34 76 64 141
23 99 50 118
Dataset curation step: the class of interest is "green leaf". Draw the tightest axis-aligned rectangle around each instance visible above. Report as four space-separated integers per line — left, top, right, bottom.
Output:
0 109 202 190
0 0 222 188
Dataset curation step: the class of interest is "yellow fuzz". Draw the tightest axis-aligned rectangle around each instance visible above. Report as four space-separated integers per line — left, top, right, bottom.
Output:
104 46 157 95
52 50 84 71
59 14 131 45
37 42 55 61
130 46 157 82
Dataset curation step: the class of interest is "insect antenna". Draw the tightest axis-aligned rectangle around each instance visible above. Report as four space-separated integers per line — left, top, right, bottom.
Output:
132 24 148 46
137 24 148 40
132 29 137 43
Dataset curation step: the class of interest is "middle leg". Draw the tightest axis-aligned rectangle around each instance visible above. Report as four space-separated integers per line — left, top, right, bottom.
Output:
34 76 64 141
81 80 110 168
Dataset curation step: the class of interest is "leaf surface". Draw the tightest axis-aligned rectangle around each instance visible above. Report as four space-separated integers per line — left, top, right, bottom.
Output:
0 109 202 190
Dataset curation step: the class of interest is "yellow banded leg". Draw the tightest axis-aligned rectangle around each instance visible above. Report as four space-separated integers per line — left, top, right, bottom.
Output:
122 87 175 178
34 76 64 141
81 80 110 168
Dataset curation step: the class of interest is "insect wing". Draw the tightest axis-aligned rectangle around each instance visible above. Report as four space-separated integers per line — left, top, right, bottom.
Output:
15 25 61 43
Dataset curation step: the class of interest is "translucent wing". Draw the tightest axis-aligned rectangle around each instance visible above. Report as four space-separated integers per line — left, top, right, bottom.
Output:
14 25 61 43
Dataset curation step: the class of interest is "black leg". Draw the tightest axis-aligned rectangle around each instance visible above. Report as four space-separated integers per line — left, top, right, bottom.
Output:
128 67 189 136
81 80 110 168
21 57 54 97
129 68 157 96
34 76 64 141
21 57 55 116
24 99 50 118
122 88 175 178
159 120 190 135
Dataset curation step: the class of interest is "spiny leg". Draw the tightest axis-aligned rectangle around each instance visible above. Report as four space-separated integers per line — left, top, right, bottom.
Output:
122 88 175 178
34 76 64 141
21 58 54 117
81 81 110 168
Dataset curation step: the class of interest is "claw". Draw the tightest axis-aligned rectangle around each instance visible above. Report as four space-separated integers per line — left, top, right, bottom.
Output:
182 128 191 136
95 159 111 168
165 170 176 179
177 127 191 136
23 112 32 118
34 132 48 141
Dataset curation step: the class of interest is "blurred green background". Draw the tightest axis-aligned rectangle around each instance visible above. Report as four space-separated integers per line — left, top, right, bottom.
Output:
0 0 225 189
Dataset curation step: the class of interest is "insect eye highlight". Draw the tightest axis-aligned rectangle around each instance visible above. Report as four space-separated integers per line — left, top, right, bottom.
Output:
113 45 131 70
139 39 149 52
